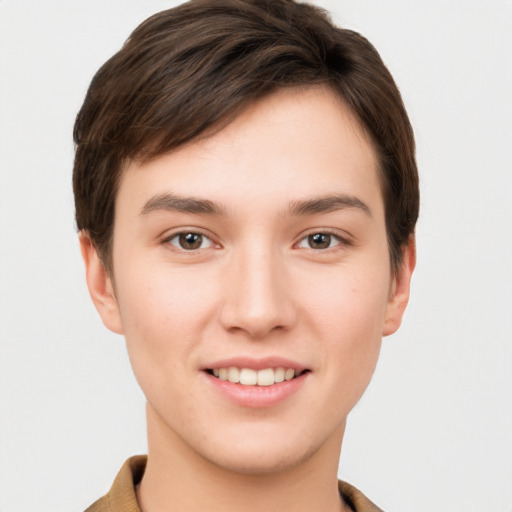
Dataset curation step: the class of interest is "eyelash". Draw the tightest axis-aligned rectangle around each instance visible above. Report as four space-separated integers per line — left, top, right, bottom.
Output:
162 229 350 253
296 231 351 251
163 231 216 251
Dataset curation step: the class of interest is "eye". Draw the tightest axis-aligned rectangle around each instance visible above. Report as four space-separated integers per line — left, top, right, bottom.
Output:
297 232 344 250
167 232 214 251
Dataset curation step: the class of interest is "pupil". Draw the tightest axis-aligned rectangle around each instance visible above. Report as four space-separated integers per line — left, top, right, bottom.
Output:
180 233 202 250
309 233 330 249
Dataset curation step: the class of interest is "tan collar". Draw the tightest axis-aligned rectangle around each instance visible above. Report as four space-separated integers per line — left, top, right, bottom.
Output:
85 455 383 512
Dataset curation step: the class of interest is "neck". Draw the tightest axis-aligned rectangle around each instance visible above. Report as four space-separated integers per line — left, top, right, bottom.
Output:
136 405 349 512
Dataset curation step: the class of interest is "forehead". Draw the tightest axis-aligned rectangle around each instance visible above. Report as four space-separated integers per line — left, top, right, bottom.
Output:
117 86 382 219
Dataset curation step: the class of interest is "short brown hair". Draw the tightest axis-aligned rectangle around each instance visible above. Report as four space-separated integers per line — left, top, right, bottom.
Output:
73 0 419 273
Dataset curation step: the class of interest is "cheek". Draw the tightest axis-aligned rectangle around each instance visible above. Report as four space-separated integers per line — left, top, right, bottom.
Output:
306 275 388 415
118 263 217 331
302 263 390 384
113 265 219 381
303 263 391 338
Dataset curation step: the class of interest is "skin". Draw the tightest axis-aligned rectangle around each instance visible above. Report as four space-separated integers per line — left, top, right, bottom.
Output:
81 86 415 512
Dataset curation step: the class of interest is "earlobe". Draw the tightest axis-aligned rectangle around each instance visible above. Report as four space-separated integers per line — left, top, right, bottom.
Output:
382 237 416 337
79 233 124 335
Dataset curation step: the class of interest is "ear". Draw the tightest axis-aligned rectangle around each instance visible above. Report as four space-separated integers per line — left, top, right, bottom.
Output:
79 233 124 334
382 237 416 337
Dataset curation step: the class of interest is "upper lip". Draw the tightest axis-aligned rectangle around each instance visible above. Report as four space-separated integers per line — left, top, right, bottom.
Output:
202 356 308 373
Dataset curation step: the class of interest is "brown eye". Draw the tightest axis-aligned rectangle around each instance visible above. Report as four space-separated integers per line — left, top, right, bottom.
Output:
307 233 332 249
297 232 344 250
180 233 202 250
168 232 212 251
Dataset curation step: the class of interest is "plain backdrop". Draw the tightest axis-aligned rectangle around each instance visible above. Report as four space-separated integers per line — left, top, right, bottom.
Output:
0 1 511 511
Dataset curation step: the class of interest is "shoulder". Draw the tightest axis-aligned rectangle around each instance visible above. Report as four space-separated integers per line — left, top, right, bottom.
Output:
84 456 147 512
338 480 384 512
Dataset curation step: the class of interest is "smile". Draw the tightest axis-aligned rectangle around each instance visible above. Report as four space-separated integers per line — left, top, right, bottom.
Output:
208 367 306 386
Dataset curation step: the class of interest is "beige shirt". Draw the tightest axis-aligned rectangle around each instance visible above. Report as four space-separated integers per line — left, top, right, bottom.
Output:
85 455 384 512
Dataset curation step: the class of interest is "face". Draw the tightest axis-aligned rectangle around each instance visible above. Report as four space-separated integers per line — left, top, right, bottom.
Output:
82 86 413 475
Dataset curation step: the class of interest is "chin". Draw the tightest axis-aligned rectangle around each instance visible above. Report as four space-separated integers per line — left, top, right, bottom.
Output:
206 444 314 476
195 427 326 476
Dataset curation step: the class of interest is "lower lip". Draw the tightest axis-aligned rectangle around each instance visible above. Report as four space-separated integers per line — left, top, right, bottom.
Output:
204 371 309 408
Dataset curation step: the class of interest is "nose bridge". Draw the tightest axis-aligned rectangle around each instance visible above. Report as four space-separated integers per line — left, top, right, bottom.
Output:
220 237 295 337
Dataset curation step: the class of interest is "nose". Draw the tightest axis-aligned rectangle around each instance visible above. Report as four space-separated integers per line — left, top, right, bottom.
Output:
219 243 297 339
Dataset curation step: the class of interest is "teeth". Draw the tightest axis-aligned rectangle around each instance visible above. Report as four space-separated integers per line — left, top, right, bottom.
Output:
274 367 285 383
211 367 299 386
227 366 240 383
240 368 257 385
257 368 274 386
285 368 295 381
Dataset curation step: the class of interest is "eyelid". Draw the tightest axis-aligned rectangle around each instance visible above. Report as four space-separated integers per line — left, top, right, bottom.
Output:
158 227 352 251
295 229 352 250
160 228 220 251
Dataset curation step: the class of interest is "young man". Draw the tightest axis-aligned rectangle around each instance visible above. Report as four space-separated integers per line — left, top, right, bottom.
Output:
74 1 418 510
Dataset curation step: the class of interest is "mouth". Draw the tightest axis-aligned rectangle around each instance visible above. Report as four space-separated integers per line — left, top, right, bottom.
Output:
205 367 309 387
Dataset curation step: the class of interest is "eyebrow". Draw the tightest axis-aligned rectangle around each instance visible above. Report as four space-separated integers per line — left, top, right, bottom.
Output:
287 194 371 217
140 193 226 216
140 192 371 218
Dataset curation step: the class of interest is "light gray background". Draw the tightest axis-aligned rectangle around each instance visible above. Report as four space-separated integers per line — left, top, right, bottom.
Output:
1 1 511 511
